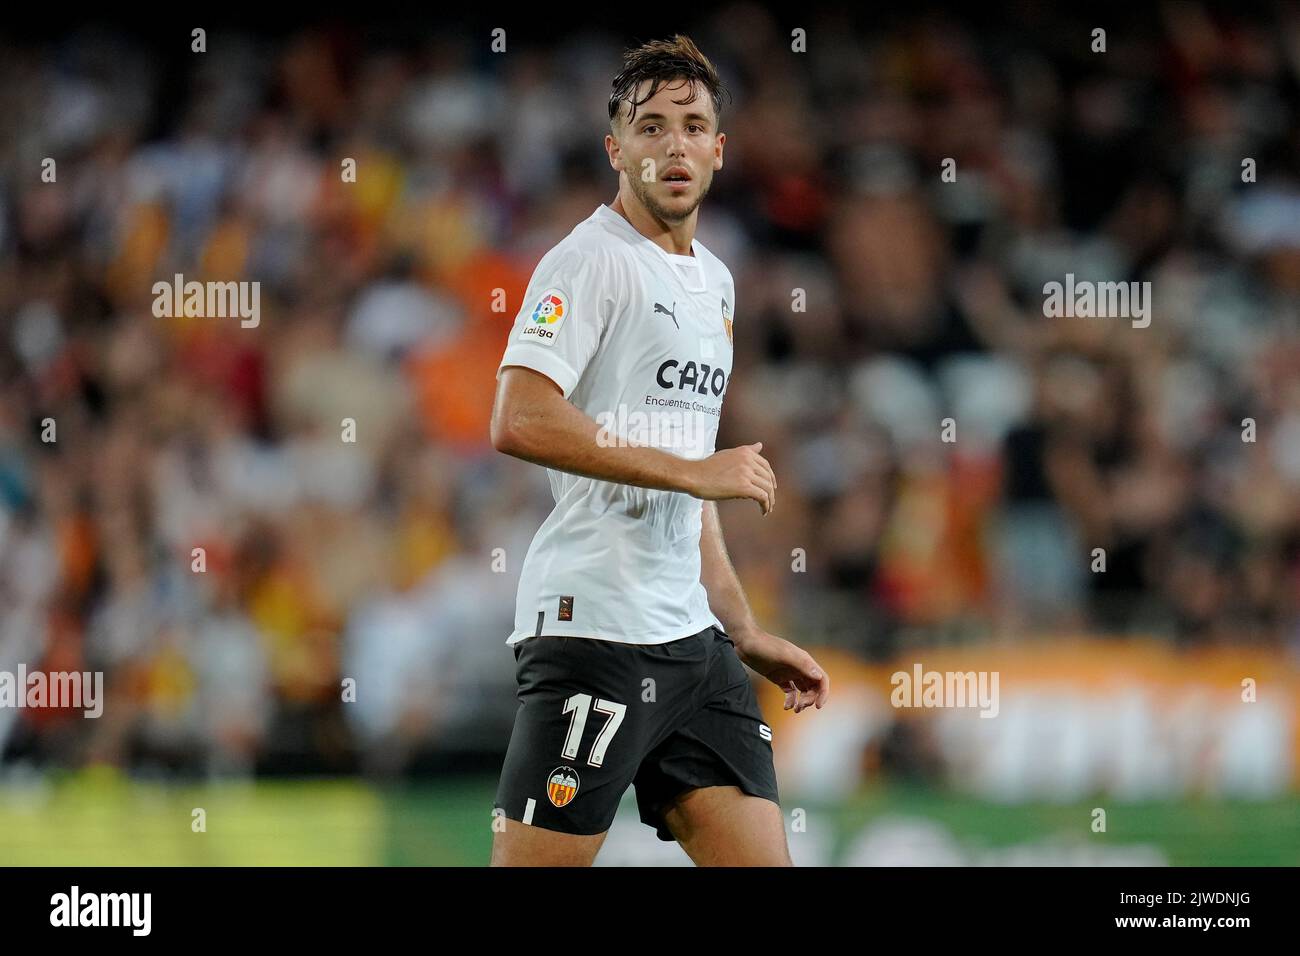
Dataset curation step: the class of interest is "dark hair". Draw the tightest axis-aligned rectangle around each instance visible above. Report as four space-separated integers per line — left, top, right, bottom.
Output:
608 35 730 131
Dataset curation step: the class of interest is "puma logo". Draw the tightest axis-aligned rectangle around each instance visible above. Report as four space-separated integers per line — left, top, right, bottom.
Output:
654 301 679 329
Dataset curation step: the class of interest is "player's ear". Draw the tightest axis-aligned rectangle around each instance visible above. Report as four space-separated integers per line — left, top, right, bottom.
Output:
714 131 725 171
605 131 623 171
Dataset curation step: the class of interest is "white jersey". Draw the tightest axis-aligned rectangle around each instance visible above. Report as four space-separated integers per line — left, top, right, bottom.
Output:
496 203 736 645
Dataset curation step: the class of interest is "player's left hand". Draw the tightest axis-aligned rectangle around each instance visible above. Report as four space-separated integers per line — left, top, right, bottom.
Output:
732 629 829 713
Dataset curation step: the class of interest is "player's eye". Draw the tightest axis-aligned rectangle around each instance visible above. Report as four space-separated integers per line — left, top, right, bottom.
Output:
642 125 660 134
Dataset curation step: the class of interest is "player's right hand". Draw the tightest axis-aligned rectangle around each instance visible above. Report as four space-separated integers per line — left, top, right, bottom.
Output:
686 442 776 515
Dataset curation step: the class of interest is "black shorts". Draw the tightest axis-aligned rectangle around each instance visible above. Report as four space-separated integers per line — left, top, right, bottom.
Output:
493 625 779 841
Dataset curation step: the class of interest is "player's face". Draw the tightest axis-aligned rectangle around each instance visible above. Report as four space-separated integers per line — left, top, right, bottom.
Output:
616 78 723 223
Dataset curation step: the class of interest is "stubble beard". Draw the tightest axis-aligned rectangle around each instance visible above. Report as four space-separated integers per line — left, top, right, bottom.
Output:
629 168 711 225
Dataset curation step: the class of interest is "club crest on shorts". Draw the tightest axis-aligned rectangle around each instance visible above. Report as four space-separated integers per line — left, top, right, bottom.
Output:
519 288 568 347
547 766 580 807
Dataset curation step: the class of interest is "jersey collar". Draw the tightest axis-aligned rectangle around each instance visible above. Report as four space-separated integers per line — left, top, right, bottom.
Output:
596 204 707 294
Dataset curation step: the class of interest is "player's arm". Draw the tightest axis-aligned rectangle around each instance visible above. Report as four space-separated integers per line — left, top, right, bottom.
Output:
699 498 830 713
699 499 762 639
490 365 777 512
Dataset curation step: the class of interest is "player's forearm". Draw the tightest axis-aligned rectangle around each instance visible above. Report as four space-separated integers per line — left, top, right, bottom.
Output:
699 500 761 641
496 396 697 495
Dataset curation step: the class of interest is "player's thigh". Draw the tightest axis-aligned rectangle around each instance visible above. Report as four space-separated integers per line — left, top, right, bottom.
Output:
653 629 789 865
490 817 608 867
662 785 792 866
493 635 666 859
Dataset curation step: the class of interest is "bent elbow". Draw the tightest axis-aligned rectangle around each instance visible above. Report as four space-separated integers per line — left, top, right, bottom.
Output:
490 409 529 458
490 415 516 455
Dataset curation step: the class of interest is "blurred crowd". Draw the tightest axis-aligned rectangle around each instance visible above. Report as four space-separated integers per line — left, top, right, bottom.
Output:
1 5 1298 777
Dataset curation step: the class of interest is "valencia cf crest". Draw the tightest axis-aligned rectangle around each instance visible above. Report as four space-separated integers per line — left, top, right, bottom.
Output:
547 766 580 808
721 297 733 345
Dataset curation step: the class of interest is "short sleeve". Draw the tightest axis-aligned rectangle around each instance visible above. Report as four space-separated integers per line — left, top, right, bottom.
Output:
497 245 611 400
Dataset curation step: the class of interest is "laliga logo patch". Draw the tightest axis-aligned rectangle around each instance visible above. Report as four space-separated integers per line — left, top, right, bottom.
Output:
519 289 568 347
547 766 580 808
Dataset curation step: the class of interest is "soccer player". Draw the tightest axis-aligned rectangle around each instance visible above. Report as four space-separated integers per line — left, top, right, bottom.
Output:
489 35 830 867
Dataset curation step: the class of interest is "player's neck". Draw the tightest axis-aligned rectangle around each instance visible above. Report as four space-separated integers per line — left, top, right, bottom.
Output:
610 191 696 257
